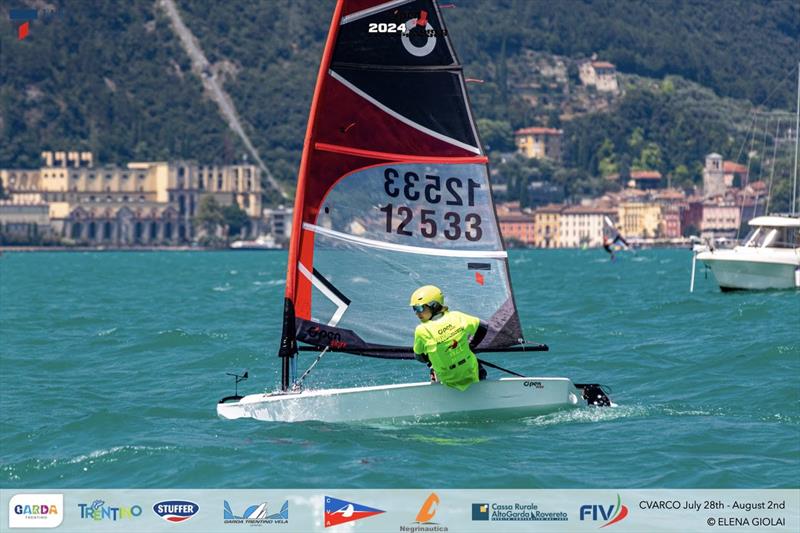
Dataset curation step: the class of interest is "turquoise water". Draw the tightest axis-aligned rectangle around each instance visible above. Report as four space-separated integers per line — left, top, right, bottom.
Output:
0 249 797 489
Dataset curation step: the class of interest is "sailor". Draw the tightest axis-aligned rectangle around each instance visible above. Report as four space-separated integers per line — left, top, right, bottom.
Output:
602 236 616 261
409 285 488 391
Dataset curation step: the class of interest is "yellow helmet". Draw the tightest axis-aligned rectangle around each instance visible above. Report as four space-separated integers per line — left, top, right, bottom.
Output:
409 285 444 308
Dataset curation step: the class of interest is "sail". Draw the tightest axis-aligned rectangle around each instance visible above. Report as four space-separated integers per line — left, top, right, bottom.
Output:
281 0 525 371
603 216 629 249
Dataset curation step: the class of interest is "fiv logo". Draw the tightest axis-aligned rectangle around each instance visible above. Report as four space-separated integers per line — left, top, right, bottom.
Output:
580 494 629 528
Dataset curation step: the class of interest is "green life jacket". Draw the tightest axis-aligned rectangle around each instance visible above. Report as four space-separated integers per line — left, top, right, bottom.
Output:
413 310 481 391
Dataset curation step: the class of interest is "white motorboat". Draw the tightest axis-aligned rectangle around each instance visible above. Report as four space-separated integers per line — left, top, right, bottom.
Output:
229 234 281 250
695 215 800 291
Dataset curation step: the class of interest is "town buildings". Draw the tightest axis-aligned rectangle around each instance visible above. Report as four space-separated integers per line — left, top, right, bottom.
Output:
0 151 263 245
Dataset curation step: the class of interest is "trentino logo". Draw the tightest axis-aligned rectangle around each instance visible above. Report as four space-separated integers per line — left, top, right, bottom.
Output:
78 500 142 521
8 494 63 529
324 496 384 528
580 494 629 528
153 500 199 523
223 500 288 525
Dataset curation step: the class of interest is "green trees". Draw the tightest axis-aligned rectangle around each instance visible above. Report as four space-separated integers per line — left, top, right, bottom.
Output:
194 195 251 243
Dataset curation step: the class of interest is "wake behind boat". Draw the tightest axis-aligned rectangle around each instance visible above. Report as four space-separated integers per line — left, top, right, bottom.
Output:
216 0 613 423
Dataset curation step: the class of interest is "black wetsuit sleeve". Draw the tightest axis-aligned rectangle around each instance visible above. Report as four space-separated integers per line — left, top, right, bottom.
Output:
470 322 488 350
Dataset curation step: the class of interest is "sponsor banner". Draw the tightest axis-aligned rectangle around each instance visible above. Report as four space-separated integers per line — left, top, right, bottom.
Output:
1 489 798 532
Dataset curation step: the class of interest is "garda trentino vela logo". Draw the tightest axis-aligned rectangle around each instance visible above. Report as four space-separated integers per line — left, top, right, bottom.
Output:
580 494 629 528
324 496 384 527
8 494 63 529
153 500 199 523
223 500 288 524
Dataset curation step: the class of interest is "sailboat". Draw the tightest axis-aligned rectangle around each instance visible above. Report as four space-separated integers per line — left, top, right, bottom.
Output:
217 0 612 423
691 63 800 292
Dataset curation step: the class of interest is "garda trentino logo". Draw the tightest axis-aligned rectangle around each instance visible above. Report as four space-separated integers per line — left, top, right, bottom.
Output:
401 492 447 532
324 496 383 528
580 494 629 528
8 494 63 529
78 500 142 521
153 500 199 522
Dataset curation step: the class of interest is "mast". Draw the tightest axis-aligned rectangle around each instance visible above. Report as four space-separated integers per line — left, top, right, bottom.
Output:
279 0 345 391
792 61 799 215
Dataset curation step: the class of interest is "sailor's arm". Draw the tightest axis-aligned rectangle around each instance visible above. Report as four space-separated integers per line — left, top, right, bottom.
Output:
469 321 488 350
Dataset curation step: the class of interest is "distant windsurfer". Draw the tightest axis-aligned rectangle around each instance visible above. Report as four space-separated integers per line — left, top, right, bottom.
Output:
603 236 616 261
409 285 487 391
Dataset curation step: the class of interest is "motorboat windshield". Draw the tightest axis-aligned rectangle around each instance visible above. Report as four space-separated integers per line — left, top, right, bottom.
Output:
742 226 800 249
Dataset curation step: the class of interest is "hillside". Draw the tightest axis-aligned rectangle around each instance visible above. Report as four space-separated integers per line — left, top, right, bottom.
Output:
1 0 798 204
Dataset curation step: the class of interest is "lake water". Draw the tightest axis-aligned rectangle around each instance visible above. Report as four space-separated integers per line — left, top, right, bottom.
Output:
1 249 797 488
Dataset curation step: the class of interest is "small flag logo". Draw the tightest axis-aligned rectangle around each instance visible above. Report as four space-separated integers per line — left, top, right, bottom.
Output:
324 496 384 528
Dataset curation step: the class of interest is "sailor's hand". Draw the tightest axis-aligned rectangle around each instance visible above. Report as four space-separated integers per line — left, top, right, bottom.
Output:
414 352 429 364
429 369 437 382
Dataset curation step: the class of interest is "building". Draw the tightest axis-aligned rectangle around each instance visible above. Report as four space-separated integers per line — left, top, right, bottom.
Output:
578 60 620 93
703 153 725 198
618 202 662 238
532 204 563 248
514 127 563 162
0 151 263 245
498 212 536 246
723 161 748 188
659 205 682 239
559 206 617 248
627 170 662 190
700 203 740 240
0 194 51 242
263 205 293 241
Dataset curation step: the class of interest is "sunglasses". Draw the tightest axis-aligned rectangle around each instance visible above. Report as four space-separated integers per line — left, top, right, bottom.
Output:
412 305 427 313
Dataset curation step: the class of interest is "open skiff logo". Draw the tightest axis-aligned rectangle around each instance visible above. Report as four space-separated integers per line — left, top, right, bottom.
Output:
580 494 629 528
153 500 199 522
324 496 384 528
8 494 63 529
401 10 436 57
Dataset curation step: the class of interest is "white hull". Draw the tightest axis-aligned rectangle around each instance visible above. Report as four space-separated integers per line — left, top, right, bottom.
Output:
217 377 598 423
697 248 800 291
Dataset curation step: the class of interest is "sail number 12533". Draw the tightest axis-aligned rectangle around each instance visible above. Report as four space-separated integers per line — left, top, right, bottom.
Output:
381 168 483 241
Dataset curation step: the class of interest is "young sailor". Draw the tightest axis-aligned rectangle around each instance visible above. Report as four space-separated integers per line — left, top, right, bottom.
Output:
409 285 487 391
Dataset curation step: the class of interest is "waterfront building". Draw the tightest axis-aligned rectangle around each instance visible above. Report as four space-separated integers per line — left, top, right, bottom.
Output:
560 205 617 248
532 204 563 248
618 202 662 238
0 151 263 245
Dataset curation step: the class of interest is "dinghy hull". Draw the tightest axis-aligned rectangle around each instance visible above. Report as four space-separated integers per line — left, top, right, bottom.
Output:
217 377 602 423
